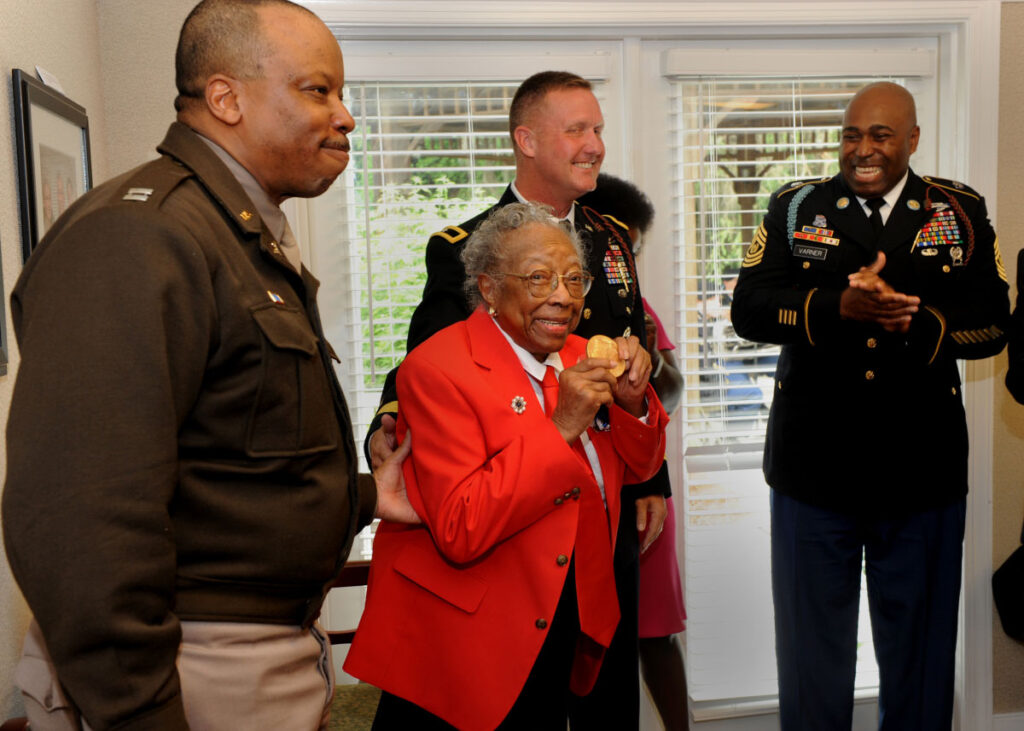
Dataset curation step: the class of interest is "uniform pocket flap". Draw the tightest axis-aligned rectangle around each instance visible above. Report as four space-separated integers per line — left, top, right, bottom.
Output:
251 304 318 356
393 545 487 614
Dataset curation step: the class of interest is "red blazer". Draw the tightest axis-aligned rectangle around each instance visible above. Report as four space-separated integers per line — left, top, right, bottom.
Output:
344 307 667 731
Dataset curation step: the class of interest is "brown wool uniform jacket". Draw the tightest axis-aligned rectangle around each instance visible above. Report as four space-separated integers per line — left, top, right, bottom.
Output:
3 123 376 730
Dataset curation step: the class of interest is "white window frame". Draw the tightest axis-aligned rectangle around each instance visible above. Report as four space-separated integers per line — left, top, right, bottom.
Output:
298 3 1001 728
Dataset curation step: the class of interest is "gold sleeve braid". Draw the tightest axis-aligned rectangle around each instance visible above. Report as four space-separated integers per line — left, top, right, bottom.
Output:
949 325 1004 345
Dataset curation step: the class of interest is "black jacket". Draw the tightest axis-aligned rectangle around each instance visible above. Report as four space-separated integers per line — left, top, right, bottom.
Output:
731 170 1009 514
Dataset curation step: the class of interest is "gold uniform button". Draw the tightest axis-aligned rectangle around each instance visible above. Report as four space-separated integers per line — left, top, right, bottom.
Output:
618 288 628 298
240 210 254 221
535 618 548 629
952 387 958 396
865 370 875 381
583 308 592 320
626 306 632 315
556 554 569 567
942 265 951 273
802 261 811 269
866 338 877 349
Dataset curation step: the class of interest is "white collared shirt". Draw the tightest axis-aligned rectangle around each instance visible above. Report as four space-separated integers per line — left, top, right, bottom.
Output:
198 134 302 273
855 170 910 227
490 315 607 504
510 180 577 231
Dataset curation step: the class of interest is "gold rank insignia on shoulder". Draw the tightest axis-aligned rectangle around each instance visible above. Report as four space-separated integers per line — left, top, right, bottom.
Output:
778 308 798 326
995 236 1008 282
122 187 153 202
742 223 767 268
433 225 468 244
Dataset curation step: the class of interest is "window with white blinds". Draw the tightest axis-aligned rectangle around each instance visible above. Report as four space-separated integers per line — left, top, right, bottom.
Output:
312 81 518 465
309 77 608 472
672 76 902 706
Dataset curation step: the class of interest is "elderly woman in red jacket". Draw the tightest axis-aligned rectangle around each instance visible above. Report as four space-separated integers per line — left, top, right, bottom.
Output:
345 203 667 730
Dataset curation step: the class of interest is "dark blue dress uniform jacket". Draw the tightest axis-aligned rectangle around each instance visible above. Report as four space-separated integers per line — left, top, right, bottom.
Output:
731 170 1009 515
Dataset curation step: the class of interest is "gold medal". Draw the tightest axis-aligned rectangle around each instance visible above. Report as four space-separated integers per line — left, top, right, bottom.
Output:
586 334 625 377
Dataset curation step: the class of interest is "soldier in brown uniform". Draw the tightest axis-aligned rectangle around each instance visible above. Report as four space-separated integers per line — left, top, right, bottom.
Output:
3 2 417 729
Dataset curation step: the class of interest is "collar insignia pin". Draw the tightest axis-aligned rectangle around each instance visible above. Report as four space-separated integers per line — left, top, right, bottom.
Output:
836 197 850 210
907 199 921 211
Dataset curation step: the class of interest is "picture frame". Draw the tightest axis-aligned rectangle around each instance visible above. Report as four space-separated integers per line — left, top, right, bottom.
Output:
0 231 8 376
12 68 92 262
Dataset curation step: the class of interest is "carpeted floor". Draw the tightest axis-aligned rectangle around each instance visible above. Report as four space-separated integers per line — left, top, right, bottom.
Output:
328 683 382 730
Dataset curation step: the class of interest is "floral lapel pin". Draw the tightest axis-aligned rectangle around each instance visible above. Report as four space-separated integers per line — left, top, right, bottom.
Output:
510 396 527 415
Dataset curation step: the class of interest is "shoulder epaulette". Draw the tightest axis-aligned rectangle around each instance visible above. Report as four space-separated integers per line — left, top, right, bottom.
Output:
432 225 469 244
922 175 980 201
775 177 831 199
602 214 630 232
117 157 193 208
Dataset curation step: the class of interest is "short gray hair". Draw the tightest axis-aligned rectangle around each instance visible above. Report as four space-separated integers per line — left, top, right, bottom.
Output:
460 202 587 307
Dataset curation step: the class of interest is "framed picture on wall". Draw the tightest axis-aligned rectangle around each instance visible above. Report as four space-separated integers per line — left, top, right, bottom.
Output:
0 231 7 376
12 68 92 262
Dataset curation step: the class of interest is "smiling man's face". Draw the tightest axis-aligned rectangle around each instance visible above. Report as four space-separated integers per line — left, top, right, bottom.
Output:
839 82 919 199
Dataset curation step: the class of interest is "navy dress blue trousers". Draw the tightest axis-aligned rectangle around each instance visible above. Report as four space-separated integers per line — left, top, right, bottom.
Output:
770 489 966 731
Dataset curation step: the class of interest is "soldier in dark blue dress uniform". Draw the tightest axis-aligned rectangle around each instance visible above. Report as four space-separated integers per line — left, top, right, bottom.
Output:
732 82 1009 730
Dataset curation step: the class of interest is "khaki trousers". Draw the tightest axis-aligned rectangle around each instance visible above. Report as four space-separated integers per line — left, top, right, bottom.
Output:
17 619 335 730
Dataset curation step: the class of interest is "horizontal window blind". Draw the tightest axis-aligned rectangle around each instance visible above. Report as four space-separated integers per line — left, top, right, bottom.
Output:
312 80 607 469
318 81 518 464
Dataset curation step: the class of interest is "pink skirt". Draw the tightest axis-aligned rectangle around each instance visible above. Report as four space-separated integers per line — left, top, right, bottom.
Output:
637 496 686 637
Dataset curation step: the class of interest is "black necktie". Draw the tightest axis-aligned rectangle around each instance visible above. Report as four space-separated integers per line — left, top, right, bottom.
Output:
866 198 885 240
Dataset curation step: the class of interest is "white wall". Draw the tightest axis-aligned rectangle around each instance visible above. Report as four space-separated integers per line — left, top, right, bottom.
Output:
0 0 193 719
95 0 194 175
0 0 107 718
